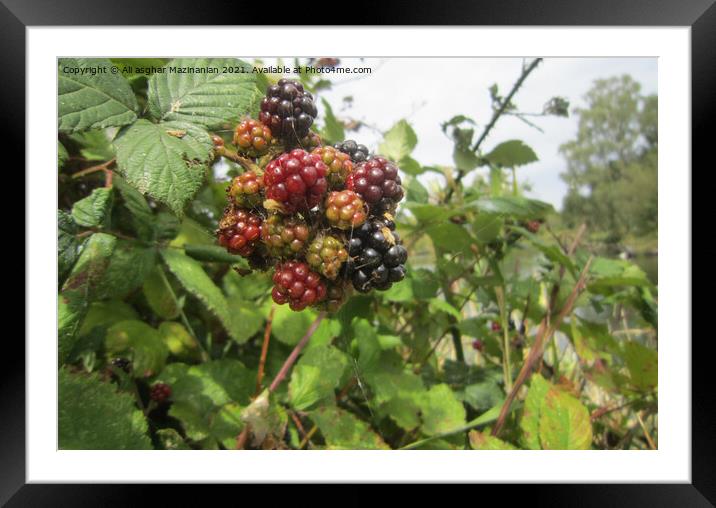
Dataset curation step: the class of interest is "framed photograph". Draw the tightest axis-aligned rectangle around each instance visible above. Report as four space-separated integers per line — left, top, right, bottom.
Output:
6 0 708 503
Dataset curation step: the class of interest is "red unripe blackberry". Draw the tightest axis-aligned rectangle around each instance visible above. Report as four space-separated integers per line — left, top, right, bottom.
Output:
324 190 367 230
233 119 274 157
306 234 349 280
217 206 263 257
259 79 318 143
316 281 350 312
263 149 328 213
228 170 264 208
491 321 502 332
150 383 172 403
525 220 541 233
472 339 484 352
271 261 327 311
346 156 404 212
311 146 354 189
211 134 225 148
261 213 311 258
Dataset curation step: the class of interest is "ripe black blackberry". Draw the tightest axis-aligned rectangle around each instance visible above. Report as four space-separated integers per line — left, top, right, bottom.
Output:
259 79 318 143
345 217 407 293
334 139 370 163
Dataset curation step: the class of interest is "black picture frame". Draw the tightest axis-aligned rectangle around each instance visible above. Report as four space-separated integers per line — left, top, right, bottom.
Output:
6 0 708 503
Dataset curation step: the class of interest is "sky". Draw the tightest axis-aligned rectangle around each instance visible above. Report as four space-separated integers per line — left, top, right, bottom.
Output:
281 57 657 210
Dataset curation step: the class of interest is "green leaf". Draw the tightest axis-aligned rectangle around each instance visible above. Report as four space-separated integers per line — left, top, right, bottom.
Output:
352 318 381 372
96 240 157 300
78 300 139 337
184 244 249 266
240 390 288 445
406 177 429 203
539 386 592 450
158 321 203 362
105 320 169 378
366 369 425 431
381 279 414 303
158 359 254 442
469 430 517 450
58 210 82 285
289 345 348 410
114 119 213 216
69 130 116 161
399 156 425 176
271 306 316 346
147 58 262 128
58 141 69 168
468 196 553 219
71 187 113 228
160 249 240 343
420 384 467 436
623 341 658 391
378 119 417 162
519 374 551 449
142 266 180 320
59 233 116 364
226 300 264 344
485 140 538 167
473 213 503 244
462 379 504 412
320 98 344 143
113 176 154 240
310 406 389 449
58 58 138 132
156 428 191 450
428 298 461 319
426 223 475 253
59 368 151 449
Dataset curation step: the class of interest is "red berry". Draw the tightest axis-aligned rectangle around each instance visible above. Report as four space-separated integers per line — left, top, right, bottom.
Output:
228 170 264 207
315 281 351 312
324 190 367 230
311 146 354 189
233 119 274 157
271 261 326 311
263 149 328 213
346 156 404 211
525 220 541 233
216 206 264 257
261 214 311 258
150 383 172 403
491 321 502 332
472 339 484 352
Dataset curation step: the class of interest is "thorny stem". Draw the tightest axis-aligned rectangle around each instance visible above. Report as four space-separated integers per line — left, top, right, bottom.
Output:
495 286 513 393
444 58 543 203
268 311 326 393
216 146 260 173
254 305 276 396
492 255 593 437
299 425 319 449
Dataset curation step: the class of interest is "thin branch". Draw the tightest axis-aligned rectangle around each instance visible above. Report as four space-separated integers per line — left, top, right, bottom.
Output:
71 158 116 179
268 311 327 393
492 255 593 437
254 305 276 396
444 58 543 203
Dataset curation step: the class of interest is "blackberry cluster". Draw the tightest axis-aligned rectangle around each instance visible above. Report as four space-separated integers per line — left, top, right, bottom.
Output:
259 79 317 143
216 79 408 313
334 139 370 163
345 217 407 293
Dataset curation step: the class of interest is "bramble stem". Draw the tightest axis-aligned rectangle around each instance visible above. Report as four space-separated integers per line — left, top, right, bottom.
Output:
254 305 276 396
268 311 326 393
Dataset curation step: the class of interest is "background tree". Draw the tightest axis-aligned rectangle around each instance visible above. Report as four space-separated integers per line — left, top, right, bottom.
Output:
560 75 657 244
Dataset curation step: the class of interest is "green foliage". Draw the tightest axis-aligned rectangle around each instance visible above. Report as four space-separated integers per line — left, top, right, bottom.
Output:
57 58 657 451
58 58 138 132
59 368 151 449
